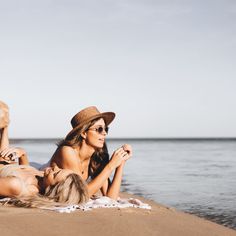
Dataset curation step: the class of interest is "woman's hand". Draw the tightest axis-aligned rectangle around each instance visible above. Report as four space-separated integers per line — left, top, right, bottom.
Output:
122 144 132 161
109 147 130 170
0 147 27 163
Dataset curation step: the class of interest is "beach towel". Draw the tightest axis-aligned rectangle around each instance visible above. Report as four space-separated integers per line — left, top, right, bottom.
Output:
0 196 151 213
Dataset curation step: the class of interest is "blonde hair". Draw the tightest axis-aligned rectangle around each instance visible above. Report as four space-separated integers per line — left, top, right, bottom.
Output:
2 173 89 209
0 100 9 131
0 100 9 109
45 173 89 204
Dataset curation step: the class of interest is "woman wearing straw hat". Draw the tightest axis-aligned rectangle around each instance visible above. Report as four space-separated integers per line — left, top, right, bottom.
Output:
0 100 28 165
48 106 132 200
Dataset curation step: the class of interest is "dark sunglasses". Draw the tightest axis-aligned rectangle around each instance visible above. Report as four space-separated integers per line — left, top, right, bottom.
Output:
88 126 109 134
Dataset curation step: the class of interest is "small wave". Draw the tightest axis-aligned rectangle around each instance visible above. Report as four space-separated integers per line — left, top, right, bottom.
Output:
186 207 236 230
184 173 221 178
210 164 231 169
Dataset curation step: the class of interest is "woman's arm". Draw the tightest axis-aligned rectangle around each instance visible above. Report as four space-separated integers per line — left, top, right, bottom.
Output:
55 146 129 198
0 127 9 151
99 144 133 199
17 148 29 165
100 162 125 199
0 104 28 165
54 146 116 196
88 147 132 198
0 127 9 163
0 147 29 165
0 101 10 151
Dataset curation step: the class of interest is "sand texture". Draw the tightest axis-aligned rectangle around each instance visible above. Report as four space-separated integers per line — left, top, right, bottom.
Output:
0 193 235 236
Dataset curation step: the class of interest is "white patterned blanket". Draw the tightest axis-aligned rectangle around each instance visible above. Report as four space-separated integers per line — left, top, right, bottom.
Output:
0 196 151 213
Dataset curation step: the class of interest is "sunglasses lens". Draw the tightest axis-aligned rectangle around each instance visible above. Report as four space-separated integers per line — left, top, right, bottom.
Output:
105 127 109 133
97 127 104 133
96 126 109 134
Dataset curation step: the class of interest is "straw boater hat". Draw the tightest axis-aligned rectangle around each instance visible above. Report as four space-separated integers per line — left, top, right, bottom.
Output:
66 106 115 139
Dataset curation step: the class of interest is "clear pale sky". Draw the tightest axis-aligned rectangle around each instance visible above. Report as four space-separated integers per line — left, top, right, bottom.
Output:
1 0 236 138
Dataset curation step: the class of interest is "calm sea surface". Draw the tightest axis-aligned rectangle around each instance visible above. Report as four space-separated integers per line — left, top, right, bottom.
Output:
11 138 236 230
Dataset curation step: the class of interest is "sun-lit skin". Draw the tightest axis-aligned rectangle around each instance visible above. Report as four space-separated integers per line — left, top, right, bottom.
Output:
49 109 133 200
43 166 74 187
0 104 9 129
0 164 89 205
0 101 29 166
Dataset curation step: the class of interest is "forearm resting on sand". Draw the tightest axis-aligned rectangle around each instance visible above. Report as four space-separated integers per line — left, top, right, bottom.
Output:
106 162 124 200
96 146 131 199
87 163 115 197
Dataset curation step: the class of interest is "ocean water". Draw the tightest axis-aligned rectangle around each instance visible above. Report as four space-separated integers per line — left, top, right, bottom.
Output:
10 138 236 230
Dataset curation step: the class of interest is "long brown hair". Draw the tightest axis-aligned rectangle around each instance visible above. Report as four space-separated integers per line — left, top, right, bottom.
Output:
57 118 102 148
89 143 110 179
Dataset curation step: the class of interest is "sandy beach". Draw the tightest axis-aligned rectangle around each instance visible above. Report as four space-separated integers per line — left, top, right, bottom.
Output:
0 193 235 236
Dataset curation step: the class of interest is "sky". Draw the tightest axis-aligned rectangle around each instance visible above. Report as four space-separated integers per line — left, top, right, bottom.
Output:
0 0 236 138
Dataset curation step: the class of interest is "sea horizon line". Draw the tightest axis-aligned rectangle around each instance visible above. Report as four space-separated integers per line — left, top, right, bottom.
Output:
10 137 236 141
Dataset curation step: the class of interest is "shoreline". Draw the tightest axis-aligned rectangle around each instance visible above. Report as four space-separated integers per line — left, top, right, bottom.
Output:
0 193 235 236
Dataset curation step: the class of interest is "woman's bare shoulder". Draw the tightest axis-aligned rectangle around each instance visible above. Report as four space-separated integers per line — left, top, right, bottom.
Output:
54 146 77 162
58 145 76 155
52 146 79 170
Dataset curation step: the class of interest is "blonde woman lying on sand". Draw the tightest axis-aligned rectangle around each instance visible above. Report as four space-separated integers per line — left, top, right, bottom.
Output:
46 106 132 200
0 101 88 207
0 100 28 165
0 164 88 207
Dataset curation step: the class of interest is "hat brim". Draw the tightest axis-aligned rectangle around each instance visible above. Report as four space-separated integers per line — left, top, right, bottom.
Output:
65 112 115 139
